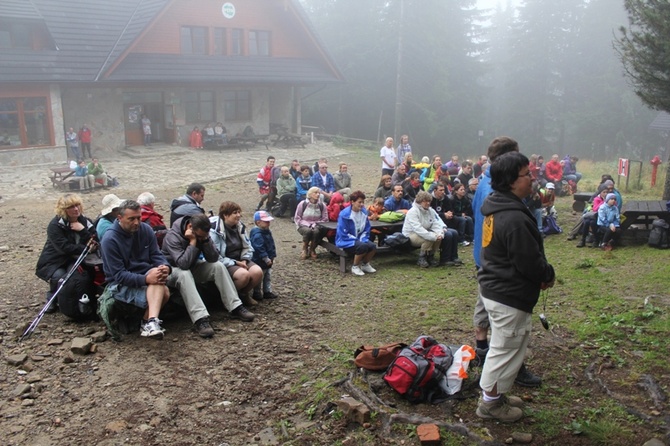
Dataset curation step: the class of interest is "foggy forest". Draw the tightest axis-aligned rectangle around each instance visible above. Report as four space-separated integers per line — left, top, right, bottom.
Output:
299 0 666 163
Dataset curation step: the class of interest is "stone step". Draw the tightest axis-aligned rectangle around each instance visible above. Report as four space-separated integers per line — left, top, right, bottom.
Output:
119 145 188 159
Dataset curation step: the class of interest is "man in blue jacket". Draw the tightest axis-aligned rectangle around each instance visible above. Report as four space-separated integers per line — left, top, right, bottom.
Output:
101 200 171 339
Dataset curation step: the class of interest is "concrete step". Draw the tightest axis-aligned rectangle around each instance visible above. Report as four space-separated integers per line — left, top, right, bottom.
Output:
119 144 188 159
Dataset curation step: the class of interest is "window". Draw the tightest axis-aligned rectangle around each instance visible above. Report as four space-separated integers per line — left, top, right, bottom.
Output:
224 91 251 121
180 26 207 54
231 29 243 56
248 30 270 56
0 22 33 49
0 97 51 148
214 28 227 55
184 91 215 122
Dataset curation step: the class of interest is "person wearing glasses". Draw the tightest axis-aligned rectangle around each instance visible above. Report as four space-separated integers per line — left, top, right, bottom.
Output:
476 151 555 422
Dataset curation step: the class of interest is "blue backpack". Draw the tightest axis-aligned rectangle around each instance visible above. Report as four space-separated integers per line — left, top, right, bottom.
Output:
542 215 562 235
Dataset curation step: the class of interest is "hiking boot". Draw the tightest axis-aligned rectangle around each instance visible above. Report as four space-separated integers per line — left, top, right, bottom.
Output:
241 293 258 307
576 240 586 248
476 396 524 422
231 305 255 322
252 290 264 301
263 291 279 299
427 253 440 267
140 318 164 339
351 265 365 276
360 263 377 274
440 260 455 267
501 394 525 408
514 364 542 387
452 258 464 266
417 252 429 268
194 317 215 338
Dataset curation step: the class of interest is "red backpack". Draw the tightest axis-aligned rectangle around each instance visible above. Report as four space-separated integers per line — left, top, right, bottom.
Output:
384 336 454 404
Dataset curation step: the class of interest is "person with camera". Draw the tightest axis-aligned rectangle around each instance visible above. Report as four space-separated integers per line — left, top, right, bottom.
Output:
476 152 555 423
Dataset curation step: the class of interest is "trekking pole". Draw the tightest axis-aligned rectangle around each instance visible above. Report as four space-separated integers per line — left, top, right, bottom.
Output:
19 238 95 342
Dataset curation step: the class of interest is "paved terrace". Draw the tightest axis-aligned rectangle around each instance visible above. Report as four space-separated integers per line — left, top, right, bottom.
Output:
0 141 348 202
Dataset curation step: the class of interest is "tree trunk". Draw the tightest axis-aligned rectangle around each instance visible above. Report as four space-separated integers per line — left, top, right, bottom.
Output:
663 153 670 200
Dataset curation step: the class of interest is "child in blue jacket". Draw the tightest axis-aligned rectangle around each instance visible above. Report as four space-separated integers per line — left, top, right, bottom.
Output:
597 193 621 250
250 210 278 299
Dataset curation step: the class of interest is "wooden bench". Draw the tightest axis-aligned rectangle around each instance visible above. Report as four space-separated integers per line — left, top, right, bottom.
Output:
317 221 406 273
203 135 270 151
228 135 270 151
49 166 76 190
572 192 593 212
621 200 670 231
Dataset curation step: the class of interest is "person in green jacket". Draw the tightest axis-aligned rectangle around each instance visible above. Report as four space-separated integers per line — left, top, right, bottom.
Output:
87 158 109 187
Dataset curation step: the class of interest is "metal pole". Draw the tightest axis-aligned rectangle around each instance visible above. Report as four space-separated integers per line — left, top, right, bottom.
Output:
19 239 94 342
393 0 405 144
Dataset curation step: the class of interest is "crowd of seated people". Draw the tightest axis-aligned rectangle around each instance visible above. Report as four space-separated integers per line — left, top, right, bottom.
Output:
35 146 613 338
528 152 582 194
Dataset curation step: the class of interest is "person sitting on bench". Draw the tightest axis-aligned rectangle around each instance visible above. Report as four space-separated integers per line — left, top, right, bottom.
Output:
335 190 377 276
214 122 228 144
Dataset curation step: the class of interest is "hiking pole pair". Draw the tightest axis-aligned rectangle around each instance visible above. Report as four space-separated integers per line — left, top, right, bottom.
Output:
19 238 96 342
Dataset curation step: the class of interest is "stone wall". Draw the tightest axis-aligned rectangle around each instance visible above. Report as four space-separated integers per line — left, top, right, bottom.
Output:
61 87 126 158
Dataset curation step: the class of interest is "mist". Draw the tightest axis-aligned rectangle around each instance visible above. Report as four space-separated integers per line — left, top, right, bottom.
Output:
299 0 663 162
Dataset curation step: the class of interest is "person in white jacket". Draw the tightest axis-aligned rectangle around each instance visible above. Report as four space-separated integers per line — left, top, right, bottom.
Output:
402 191 461 268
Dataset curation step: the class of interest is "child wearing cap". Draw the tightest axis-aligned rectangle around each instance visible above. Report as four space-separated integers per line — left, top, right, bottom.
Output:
249 210 278 300
596 193 620 251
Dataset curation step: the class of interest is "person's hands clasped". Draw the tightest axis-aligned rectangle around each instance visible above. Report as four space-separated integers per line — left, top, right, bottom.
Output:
235 260 249 270
71 221 85 232
146 266 168 285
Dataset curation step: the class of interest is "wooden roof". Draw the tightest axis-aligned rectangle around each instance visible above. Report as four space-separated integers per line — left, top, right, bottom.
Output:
0 0 342 85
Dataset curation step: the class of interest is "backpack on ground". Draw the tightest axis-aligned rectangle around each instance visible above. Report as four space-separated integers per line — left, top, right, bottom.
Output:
384 335 454 404
542 214 562 235
57 266 96 321
354 342 407 371
383 232 410 248
648 219 670 249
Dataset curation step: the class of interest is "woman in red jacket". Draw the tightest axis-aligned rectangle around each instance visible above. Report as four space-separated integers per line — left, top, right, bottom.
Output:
544 154 563 184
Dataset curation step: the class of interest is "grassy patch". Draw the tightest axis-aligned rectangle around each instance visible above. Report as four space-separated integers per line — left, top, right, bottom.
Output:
286 147 669 445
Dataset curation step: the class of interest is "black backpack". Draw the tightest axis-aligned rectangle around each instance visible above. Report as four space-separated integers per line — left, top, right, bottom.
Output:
648 219 670 249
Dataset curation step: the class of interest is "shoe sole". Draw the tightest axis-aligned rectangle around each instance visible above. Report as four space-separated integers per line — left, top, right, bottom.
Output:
514 379 542 388
142 331 164 340
476 407 523 422
231 313 255 322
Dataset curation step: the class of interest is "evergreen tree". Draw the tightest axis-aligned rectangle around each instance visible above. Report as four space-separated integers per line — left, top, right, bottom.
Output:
617 0 670 198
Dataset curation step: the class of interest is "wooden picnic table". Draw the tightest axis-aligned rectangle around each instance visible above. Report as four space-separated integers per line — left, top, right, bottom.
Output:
204 135 270 152
620 200 670 230
272 128 306 148
317 220 405 273
49 166 76 190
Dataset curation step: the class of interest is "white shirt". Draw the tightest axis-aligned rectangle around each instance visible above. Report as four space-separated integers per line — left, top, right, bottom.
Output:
380 146 397 170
